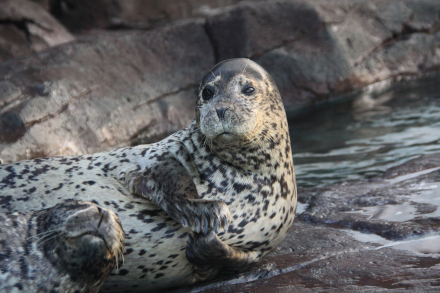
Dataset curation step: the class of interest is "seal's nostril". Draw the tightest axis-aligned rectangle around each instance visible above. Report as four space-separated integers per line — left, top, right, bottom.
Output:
216 108 227 120
97 207 102 214
98 214 104 228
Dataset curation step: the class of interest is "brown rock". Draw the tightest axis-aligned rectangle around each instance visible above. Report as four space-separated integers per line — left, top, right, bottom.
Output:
0 20 213 163
205 0 440 108
44 0 255 32
0 0 74 62
1 0 440 163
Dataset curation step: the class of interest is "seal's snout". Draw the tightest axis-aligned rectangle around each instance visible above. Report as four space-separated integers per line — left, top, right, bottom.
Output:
52 201 125 265
216 108 228 120
97 207 108 228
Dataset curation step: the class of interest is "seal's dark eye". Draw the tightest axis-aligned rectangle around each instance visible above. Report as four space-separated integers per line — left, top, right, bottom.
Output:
243 87 255 94
202 88 214 100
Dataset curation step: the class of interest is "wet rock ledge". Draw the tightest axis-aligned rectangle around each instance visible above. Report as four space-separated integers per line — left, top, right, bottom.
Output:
1 0 440 162
168 153 440 293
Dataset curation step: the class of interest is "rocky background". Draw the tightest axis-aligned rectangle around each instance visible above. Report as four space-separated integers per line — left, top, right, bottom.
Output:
0 0 440 292
1 0 440 162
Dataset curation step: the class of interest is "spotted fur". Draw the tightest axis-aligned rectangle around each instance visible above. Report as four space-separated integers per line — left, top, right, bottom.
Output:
0 59 297 292
0 200 125 293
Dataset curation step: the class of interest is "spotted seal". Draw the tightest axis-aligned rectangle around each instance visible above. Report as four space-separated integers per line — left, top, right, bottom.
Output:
0 199 125 293
0 58 297 291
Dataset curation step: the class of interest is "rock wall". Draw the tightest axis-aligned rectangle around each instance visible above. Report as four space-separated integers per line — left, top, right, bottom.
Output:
0 21 213 162
34 0 253 32
0 0 440 162
0 0 74 62
206 0 440 107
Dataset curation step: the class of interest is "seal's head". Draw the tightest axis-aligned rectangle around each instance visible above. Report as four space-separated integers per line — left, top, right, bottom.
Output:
196 58 285 147
35 200 125 291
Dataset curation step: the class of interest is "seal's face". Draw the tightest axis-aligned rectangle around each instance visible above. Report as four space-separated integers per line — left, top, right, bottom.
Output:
36 200 125 284
197 58 277 146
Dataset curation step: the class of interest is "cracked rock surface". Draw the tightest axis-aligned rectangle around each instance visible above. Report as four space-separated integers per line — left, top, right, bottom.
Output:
206 0 440 108
1 0 440 162
33 0 254 33
0 21 213 162
0 0 74 62
166 154 440 292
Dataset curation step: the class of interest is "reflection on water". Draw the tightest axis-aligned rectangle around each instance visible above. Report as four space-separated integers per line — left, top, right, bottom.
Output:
349 230 440 256
295 202 309 215
345 181 440 222
358 204 418 222
288 77 440 188
340 169 440 223
385 167 440 185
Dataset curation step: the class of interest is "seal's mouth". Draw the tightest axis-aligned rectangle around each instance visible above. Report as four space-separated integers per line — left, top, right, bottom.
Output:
84 231 103 238
217 132 233 137
68 231 102 239
216 132 238 143
65 230 125 267
67 231 110 252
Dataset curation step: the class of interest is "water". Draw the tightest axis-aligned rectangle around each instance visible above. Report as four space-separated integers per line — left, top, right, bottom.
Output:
288 77 440 188
342 169 440 222
349 230 440 256
360 181 440 221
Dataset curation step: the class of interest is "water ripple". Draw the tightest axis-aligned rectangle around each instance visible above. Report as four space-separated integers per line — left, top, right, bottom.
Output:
289 77 440 188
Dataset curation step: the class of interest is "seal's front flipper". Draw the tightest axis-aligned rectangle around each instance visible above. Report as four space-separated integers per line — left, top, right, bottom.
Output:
130 156 231 234
166 198 231 234
186 230 259 281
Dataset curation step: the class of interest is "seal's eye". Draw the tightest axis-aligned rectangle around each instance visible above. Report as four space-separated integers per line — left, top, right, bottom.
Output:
202 88 214 100
243 87 255 94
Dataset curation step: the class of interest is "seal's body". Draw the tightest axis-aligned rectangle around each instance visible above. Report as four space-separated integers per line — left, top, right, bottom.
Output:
0 59 297 291
0 200 125 293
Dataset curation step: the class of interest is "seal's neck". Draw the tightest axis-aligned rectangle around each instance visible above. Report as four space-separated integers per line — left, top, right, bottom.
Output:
180 119 292 177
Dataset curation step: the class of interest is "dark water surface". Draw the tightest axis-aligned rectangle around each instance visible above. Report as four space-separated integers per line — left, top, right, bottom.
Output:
288 77 440 188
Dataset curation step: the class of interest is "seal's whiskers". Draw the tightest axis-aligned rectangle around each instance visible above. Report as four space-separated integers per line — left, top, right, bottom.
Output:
29 225 64 240
35 233 60 246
